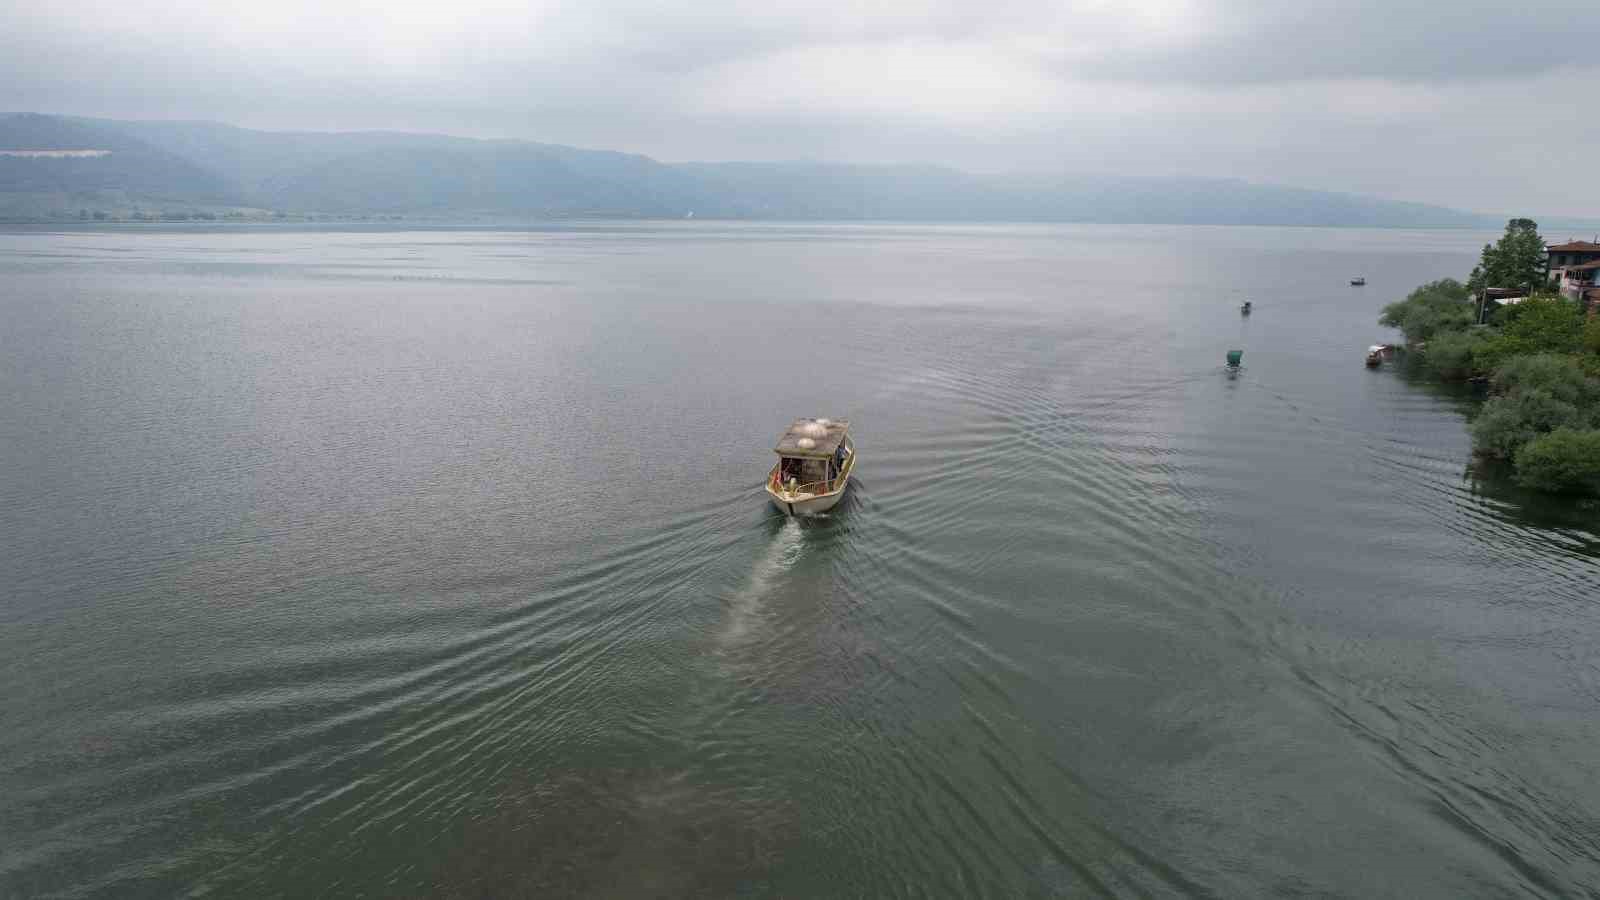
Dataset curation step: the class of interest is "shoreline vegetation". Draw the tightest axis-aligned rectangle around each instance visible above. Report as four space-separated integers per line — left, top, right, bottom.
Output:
1381 219 1600 496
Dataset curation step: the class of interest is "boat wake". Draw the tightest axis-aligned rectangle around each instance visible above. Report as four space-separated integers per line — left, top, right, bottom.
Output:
718 517 804 648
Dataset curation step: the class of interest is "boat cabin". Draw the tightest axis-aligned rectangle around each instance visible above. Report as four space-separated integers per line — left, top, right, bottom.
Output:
773 418 852 489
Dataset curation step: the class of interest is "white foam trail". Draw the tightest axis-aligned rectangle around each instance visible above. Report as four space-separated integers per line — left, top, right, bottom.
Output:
719 518 804 646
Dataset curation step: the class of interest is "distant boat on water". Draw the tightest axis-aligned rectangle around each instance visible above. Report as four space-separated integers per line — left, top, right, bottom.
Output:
1350 277 1366 286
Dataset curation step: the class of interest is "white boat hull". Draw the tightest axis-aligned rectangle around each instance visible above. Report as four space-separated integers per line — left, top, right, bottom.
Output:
766 481 848 516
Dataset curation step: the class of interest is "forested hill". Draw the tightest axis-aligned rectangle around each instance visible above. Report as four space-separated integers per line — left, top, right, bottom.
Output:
0 112 1492 226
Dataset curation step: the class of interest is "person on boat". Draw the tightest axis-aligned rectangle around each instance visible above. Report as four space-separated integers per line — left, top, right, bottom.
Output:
800 459 825 486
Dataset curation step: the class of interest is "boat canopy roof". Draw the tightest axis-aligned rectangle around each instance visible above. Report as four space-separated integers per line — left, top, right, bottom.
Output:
774 417 851 459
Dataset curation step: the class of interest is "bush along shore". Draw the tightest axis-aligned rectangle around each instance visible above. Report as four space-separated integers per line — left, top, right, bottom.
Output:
1380 218 1600 496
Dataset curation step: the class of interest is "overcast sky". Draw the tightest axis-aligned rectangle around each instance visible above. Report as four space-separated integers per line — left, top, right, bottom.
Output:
4 0 1597 215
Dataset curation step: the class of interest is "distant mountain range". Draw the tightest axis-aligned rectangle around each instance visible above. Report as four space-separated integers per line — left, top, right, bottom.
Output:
0 112 1498 226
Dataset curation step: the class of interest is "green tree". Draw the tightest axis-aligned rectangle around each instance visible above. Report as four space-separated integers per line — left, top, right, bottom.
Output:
1513 429 1600 494
1584 315 1600 355
1473 295 1585 373
1378 278 1473 344
1421 329 1489 380
1471 354 1600 460
1489 352 1600 402
1467 218 1547 295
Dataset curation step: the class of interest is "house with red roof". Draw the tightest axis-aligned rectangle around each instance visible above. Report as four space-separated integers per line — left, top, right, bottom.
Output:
1546 240 1600 274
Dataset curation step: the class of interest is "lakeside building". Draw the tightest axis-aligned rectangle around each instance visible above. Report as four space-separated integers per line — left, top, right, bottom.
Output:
1483 287 1530 304
1554 260 1600 309
1546 240 1600 272
1544 240 1600 311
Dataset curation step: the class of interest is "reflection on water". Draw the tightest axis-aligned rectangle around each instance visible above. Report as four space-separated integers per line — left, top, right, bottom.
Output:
1 223 1597 898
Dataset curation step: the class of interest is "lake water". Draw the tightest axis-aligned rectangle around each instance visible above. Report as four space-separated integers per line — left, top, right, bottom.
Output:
2 223 1598 898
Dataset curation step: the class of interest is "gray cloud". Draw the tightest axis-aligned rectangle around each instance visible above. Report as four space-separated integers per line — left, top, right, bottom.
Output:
2 0 1596 215
1076 0 1600 84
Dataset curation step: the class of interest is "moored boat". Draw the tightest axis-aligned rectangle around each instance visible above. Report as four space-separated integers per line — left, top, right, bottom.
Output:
1240 300 1253 314
766 418 854 515
1366 343 1396 367
1351 277 1367 286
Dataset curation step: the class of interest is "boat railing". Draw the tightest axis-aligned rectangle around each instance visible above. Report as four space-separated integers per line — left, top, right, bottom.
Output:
768 455 854 497
768 472 836 497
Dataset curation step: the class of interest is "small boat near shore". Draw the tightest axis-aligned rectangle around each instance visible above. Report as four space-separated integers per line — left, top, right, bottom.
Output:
766 417 854 515
1366 344 1396 367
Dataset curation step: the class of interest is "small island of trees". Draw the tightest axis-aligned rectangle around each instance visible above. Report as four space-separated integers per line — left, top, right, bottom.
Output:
1380 218 1600 496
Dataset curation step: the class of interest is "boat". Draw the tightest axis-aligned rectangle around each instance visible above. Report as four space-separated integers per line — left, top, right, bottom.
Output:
1240 300 1253 315
1226 349 1243 368
766 418 855 515
1350 277 1366 286
1366 344 1395 367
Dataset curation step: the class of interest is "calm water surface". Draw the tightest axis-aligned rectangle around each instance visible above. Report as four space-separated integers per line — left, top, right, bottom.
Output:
2 223 1598 898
